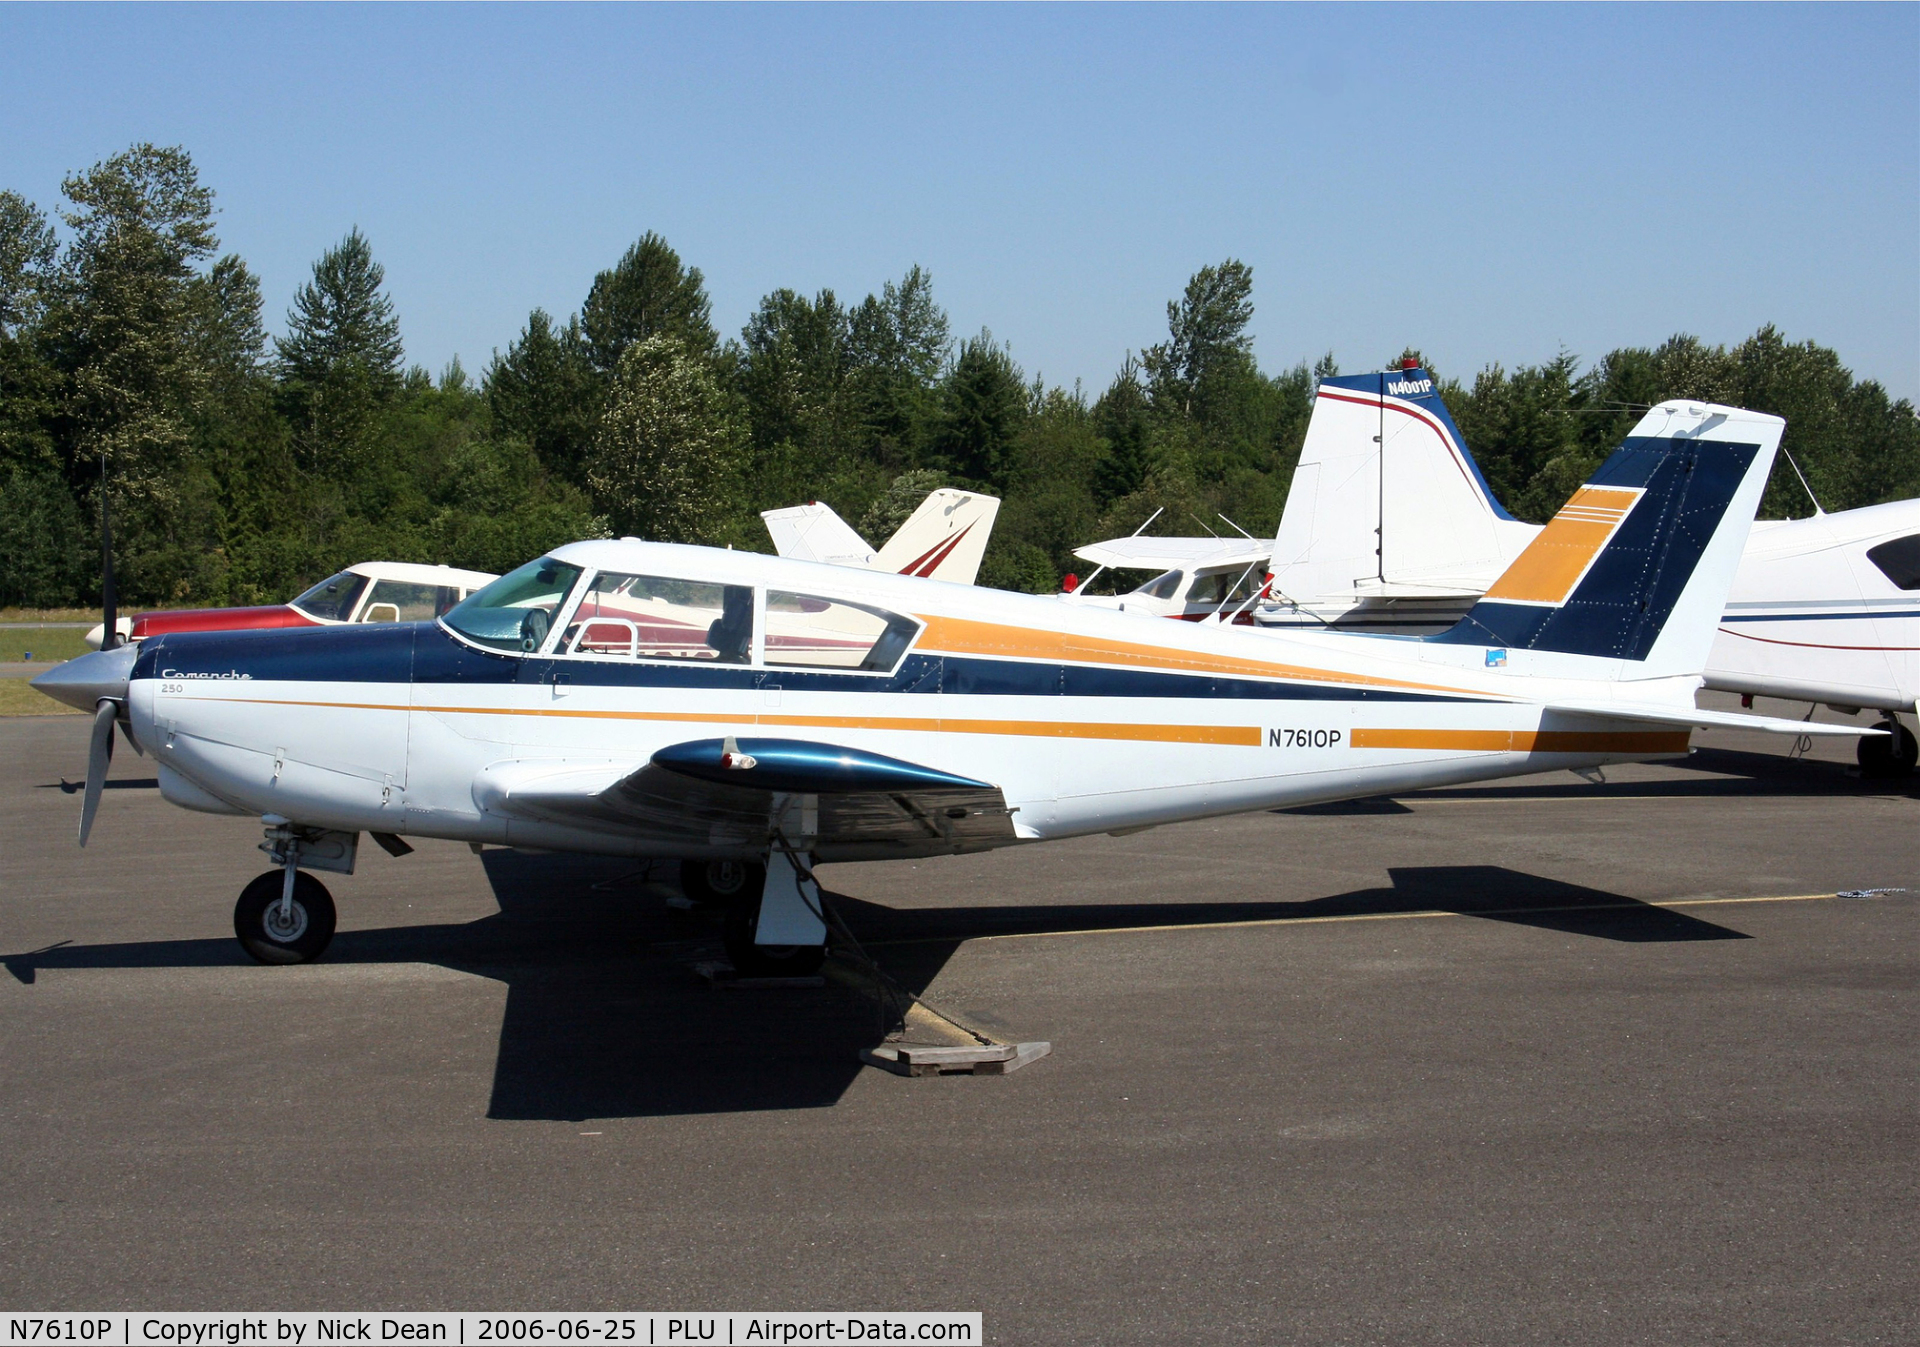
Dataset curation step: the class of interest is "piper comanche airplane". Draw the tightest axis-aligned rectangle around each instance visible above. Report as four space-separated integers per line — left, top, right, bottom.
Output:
35 402 1876 975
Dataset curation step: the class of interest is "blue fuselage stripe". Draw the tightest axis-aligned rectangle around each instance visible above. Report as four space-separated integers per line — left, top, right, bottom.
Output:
134 622 1474 704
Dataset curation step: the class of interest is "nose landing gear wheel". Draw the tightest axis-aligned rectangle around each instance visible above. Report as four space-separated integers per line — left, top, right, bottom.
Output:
234 870 337 964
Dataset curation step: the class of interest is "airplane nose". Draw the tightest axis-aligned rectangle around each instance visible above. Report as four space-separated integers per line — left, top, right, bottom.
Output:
31 644 138 711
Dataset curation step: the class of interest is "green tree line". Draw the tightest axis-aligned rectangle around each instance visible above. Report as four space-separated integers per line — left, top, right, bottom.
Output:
2 144 1915 609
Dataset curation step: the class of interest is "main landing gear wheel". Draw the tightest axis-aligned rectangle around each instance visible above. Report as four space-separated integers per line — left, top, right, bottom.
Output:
723 903 827 978
234 870 337 964
680 858 766 907
1857 720 1919 779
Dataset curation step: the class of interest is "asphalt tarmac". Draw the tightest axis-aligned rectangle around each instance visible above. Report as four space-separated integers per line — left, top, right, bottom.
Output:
1 710 1915 1344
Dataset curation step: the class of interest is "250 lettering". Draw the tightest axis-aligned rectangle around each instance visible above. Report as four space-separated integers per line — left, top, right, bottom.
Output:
1268 728 1342 748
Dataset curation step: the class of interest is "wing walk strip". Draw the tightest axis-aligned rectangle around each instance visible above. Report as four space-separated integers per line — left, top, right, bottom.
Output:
872 892 1859 948
176 696 1685 754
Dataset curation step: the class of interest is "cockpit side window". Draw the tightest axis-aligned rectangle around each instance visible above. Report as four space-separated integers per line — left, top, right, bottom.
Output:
1866 534 1920 591
441 557 585 652
765 592 919 672
358 580 444 623
291 570 370 622
559 571 752 664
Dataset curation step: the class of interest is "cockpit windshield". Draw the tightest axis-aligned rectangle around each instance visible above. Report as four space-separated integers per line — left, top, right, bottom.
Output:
291 570 371 622
441 557 585 652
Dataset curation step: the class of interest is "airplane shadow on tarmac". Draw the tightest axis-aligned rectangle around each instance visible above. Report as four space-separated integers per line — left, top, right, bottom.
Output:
4 848 1751 1121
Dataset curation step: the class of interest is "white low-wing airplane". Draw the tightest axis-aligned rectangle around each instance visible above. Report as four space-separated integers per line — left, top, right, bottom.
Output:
34 402 1875 975
762 489 1001 584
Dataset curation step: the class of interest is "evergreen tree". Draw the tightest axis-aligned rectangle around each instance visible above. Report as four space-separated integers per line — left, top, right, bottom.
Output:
275 227 403 391
588 334 741 544
276 229 404 479
1092 357 1152 504
931 332 1026 485
485 308 600 484
580 232 715 375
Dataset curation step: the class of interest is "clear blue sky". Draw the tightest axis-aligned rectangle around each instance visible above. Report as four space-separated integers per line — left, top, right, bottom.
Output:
3 3 1915 400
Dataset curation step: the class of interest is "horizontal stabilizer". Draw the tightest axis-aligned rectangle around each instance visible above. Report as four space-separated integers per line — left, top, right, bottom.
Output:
1544 700 1881 738
760 501 877 567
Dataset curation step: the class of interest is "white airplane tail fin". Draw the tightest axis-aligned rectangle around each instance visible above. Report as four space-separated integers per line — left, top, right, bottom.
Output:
872 488 1001 584
1429 402 1783 681
763 488 1001 584
760 502 879 568
1270 367 1534 601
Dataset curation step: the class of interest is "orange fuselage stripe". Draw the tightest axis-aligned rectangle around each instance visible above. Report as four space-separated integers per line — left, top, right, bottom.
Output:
912 614 1487 699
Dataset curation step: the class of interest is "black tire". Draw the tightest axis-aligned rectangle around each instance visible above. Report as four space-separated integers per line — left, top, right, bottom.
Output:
679 858 765 908
1858 721 1918 779
234 870 336 964
723 904 826 978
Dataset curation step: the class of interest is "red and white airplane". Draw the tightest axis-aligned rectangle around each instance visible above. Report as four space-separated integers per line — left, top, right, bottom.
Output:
86 561 499 649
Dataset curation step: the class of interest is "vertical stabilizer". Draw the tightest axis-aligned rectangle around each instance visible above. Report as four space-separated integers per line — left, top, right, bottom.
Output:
1431 402 1783 678
873 489 1001 584
1270 367 1529 602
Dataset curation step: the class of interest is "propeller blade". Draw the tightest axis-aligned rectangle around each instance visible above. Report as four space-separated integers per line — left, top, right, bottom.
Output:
79 701 115 848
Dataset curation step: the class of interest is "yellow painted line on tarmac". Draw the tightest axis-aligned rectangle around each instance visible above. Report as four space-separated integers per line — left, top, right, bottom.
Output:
888 891 1857 948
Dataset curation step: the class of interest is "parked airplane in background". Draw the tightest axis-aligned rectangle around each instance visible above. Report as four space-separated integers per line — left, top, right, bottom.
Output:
86 561 499 649
1062 534 1271 622
36 402 1875 978
762 488 1000 584
1079 363 1920 775
1709 500 1920 772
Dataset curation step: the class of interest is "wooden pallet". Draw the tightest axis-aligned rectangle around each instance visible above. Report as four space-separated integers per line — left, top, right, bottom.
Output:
861 1041 1052 1077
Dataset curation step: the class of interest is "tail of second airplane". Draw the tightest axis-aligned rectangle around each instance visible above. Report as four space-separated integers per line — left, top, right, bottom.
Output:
763 488 1001 584
1269 365 1537 603
872 489 1000 582
1429 401 1783 685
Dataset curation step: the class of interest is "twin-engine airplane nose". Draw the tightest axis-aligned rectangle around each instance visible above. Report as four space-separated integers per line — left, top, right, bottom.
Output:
31 644 137 711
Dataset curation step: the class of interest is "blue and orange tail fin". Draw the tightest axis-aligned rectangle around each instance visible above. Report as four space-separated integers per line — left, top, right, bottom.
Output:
1429 402 1783 677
